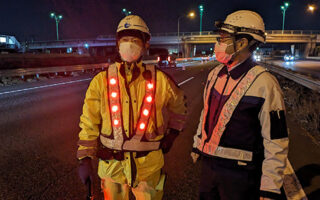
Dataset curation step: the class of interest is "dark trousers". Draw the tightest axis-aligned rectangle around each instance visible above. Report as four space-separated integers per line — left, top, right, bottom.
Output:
199 156 262 200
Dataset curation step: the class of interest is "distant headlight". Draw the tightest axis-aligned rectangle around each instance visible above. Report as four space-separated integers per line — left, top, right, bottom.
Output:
284 56 290 61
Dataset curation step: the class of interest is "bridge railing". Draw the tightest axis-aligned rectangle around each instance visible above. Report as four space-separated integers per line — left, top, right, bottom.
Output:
146 30 320 37
152 31 216 37
266 30 320 35
24 30 320 47
96 35 115 39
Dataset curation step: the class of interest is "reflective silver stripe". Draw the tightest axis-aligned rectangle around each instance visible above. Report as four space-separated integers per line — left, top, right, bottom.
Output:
122 138 160 151
200 65 224 148
100 134 122 150
213 146 253 162
76 148 96 159
100 64 124 150
77 139 98 148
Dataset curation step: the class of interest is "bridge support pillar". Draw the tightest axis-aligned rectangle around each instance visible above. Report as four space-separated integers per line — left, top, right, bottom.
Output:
193 45 197 57
182 43 190 58
182 44 197 58
304 42 312 58
309 41 317 56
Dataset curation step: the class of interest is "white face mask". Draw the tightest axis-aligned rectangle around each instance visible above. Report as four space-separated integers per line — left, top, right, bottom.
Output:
214 42 236 64
119 42 143 63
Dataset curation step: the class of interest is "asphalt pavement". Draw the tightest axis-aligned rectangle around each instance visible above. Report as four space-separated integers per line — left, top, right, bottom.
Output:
265 60 320 79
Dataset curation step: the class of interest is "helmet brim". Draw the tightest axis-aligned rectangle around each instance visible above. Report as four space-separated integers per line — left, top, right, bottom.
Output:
215 21 265 42
116 29 150 42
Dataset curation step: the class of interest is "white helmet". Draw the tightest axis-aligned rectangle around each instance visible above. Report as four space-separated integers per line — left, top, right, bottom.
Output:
216 10 266 43
117 15 151 41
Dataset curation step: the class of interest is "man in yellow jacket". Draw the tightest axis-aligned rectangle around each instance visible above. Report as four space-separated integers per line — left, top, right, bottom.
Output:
77 15 187 200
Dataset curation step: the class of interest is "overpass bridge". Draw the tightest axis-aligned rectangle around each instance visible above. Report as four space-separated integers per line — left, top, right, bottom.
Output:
24 30 320 57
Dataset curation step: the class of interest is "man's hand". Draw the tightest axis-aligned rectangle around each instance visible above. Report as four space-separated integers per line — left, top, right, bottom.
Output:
260 197 274 200
190 152 199 163
78 157 94 185
161 129 179 154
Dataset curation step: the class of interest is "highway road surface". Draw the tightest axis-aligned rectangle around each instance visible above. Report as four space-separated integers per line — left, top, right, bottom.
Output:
266 60 320 79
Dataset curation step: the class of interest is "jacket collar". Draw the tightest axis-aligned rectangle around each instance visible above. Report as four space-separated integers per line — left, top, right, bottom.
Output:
218 57 256 79
115 60 144 83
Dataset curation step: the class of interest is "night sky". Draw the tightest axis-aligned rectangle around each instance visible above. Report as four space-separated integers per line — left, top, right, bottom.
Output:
1 0 320 42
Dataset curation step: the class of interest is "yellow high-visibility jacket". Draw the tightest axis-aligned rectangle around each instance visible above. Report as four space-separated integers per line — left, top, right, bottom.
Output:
77 61 187 186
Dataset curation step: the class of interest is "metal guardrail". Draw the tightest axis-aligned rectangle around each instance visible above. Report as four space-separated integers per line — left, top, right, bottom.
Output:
0 58 210 79
261 62 320 93
1 59 319 93
0 63 110 78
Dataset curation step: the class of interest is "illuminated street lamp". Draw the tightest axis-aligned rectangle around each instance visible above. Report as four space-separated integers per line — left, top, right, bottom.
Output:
50 12 63 40
122 8 132 16
198 4 204 34
281 2 290 34
177 11 195 57
308 5 316 13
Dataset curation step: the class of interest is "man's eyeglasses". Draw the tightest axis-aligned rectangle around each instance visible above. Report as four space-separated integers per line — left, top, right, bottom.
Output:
216 36 233 43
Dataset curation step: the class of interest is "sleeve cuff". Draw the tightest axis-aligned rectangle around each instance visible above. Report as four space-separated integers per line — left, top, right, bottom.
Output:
260 190 282 199
168 128 180 135
192 148 201 154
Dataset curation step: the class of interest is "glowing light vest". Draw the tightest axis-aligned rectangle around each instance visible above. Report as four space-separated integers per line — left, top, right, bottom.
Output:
100 64 160 151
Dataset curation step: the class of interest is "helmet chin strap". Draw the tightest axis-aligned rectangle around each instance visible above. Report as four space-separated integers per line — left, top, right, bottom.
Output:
226 36 240 66
123 55 143 65
226 37 257 66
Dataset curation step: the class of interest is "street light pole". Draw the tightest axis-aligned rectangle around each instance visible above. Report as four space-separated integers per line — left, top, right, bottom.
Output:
178 16 182 58
56 20 59 41
177 12 195 57
50 12 63 40
199 5 204 34
281 2 289 34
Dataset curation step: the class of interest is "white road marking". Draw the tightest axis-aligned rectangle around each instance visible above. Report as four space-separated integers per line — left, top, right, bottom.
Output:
0 75 195 96
0 78 92 96
178 77 194 86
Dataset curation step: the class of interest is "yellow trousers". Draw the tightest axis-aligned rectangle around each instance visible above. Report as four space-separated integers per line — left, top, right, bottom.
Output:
101 170 165 200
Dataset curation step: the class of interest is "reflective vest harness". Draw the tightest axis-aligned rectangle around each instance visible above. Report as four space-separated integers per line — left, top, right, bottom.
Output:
195 65 267 161
100 64 160 151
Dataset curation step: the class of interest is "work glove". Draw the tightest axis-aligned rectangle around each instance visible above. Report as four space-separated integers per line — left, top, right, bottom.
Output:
190 152 200 163
161 129 179 154
78 157 93 185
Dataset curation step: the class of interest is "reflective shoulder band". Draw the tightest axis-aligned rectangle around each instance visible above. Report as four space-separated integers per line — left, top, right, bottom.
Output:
213 146 253 162
199 66 267 155
100 64 124 150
